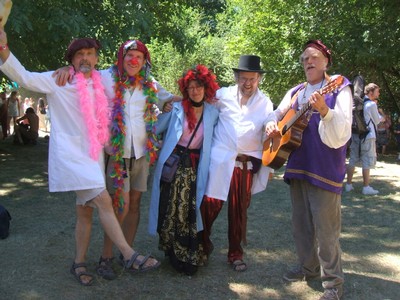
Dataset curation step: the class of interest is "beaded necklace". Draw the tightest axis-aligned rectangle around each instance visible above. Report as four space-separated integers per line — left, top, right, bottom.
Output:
110 66 160 211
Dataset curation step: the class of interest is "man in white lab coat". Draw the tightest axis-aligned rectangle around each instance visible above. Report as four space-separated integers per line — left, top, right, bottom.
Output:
0 27 159 286
202 55 274 272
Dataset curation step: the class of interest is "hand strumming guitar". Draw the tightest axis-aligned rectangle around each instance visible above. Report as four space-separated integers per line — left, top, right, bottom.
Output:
265 121 280 138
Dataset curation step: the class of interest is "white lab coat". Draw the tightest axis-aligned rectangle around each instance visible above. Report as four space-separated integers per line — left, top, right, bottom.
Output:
0 53 106 192
205 85 274 201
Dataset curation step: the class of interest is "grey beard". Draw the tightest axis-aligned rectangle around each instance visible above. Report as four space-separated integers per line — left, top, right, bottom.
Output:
79 65 92 73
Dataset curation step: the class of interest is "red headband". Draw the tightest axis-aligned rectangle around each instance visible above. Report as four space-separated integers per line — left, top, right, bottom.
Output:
116 40 151 77
303 39 332 66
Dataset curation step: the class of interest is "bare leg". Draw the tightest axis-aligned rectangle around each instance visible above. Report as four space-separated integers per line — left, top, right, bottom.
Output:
7 116 12 135
122 189 142 246
362 168 370 187
73 205 94 285
93 190 158 269
346 165 355 184
11 117 17 134
101 191 130 259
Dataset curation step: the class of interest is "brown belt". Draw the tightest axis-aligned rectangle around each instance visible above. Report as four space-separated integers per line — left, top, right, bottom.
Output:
236 154 251 162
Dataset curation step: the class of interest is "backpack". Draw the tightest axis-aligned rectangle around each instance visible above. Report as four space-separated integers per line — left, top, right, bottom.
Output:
0 204 12 239
351 75 370 139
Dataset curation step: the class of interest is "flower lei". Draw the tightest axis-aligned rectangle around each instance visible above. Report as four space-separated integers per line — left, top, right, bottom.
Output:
75 71 110 161
110 66 160 211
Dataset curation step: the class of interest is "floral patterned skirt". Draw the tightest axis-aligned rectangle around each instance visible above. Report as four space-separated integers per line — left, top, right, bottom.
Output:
158 161 206 274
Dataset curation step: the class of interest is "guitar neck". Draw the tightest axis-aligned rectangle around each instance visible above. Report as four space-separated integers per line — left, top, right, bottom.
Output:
282 76 343 134
282 102 311 135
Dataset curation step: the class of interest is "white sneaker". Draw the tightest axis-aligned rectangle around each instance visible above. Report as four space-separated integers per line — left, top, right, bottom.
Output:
344 184 354 192
362 186 379 195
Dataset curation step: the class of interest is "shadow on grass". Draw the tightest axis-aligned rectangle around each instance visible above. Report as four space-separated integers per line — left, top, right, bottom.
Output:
0 139 399 299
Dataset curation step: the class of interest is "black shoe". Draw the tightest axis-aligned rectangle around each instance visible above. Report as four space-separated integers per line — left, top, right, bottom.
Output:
168 250 184 273
183 263 198 276
96 256 117 280
283 265 320 282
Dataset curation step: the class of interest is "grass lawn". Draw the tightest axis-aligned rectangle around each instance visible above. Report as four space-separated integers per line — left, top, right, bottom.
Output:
0 135 399 300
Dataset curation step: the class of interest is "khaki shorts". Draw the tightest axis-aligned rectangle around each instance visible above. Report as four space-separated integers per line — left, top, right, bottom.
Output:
348 136 376 169
105 155 149 194
75 187 105 208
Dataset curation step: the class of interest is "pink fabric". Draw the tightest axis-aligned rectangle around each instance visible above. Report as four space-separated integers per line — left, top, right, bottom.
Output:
178 118 204 149
75 70 110 160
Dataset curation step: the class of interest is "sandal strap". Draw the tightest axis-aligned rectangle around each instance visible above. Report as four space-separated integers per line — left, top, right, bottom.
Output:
76 271 92 278
137 254 151 268
124 252 140 269
99 256 114 264
72 262 88 269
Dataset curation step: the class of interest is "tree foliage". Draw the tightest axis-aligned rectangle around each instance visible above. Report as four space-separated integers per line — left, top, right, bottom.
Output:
217 0 400 114
1 0 399 116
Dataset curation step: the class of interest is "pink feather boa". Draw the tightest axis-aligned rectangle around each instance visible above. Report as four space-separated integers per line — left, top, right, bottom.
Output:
75 71 110 160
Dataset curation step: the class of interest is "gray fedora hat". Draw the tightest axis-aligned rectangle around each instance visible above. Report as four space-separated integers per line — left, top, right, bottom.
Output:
232 55 266 73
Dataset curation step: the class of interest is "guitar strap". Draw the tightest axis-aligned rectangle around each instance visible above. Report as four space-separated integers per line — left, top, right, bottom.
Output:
292 74 333 120
290 83 306 111
291 73 332 111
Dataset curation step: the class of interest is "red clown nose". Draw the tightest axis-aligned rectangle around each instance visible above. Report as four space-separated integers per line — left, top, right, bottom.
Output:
130 57 139 66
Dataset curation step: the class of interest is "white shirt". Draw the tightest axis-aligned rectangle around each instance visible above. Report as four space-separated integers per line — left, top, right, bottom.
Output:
266 75 353 149
0 53 106 192
364 99 383 140
101 68 173 158
205 85 274 201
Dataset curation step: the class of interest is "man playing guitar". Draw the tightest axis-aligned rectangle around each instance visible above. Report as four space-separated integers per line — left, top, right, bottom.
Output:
265 40 352 300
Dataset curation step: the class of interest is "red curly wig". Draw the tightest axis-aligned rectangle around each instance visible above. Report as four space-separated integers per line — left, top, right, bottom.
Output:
177 65 219 131
178 64 219 103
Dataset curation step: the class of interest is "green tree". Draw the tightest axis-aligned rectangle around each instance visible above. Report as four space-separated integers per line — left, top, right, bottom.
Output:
2 0 399 117
220 0 400 114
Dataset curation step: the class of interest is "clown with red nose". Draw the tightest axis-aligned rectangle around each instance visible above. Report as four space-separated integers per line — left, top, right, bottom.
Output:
53 39 180 280
116 40 152 80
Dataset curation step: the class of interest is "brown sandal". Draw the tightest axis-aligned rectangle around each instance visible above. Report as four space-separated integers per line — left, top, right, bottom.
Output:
96 256 116 280
123 252 161 273
70 262 94 286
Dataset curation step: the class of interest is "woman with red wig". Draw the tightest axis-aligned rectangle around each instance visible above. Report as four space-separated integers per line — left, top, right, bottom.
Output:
148 65 219 275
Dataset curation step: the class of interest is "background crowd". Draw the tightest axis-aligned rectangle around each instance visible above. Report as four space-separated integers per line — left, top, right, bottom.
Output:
0 90 50 143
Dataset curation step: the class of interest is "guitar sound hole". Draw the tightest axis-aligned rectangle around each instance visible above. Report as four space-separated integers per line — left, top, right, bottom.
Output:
282 125 287 135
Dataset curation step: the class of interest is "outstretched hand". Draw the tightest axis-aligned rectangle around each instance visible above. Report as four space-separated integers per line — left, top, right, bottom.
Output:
0 26 8 46
0 26 10 62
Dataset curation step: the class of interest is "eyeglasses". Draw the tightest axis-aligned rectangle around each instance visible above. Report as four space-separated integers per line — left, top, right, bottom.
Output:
238 77 259 84
187 86 204 92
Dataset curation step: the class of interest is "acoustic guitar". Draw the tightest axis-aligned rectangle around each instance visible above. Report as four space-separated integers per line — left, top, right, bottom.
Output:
262 75 344 169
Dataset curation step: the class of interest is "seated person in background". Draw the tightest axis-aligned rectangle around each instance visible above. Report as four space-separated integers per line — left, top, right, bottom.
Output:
14 107 39 145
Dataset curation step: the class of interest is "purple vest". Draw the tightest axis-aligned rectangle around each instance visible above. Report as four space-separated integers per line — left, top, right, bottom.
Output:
284 77 351 194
